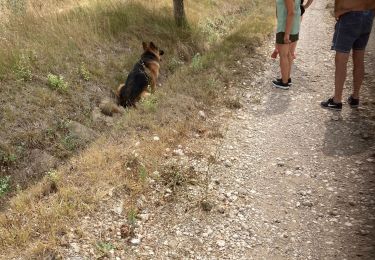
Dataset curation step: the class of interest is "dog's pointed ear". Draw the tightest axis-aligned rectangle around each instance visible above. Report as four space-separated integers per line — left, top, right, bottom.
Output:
149 41 156 50
142 42 148 50
159 50 164 56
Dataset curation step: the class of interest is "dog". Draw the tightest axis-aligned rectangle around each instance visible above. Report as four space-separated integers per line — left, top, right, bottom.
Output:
117 41 164 108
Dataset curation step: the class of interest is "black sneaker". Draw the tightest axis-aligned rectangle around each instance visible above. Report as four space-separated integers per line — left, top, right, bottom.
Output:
321 98 342 111
276 78 292 85
347 95 359 108
272 79 290 90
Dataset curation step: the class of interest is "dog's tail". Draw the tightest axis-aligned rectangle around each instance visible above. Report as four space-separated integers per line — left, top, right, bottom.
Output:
99 85 125 116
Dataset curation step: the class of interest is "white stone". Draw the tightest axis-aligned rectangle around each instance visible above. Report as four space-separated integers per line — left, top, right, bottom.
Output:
217 240 226 247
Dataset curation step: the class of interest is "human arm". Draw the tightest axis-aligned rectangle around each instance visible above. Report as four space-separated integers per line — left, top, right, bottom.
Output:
284 0 295 44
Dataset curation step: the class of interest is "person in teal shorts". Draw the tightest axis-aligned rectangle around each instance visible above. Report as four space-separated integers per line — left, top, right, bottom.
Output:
271 0 314 60
272 0 302 90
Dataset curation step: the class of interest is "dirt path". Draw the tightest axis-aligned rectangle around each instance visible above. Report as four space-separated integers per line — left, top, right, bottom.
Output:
61 1 375 259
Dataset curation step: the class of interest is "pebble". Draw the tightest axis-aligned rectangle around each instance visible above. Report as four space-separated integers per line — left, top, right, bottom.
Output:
224 160 232 167
217 206 225 214
217 240 226 247
302 201 314 207
131 238 141 245
198 111 207 119
71 243 80 253
173 149 185 156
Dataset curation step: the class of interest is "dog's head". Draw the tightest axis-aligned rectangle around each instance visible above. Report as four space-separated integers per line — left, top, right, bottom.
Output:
142 41 164 62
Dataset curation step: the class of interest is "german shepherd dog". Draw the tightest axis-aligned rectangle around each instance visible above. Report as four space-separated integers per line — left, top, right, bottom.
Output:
117 41 164 108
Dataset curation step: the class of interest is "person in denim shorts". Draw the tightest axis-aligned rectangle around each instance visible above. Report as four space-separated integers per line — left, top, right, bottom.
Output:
321 7 375 110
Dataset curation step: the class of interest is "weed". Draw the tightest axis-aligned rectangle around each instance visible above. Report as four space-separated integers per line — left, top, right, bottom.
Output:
141 95 158 112
167 57 184 72
0 149 17 166
139 166 148 182
14 54 32 81
0 176 11 197
96 241 115 254
127 208 137 225
47 170 59 183
191 53 203 71
61 135 79 151
47 73 68 92
79 62 91 81
225 97 242 109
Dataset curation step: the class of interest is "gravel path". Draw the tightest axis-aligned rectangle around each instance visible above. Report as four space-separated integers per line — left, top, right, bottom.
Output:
61 1 375 259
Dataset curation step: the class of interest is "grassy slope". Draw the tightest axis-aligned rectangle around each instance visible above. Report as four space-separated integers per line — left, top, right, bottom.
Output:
0 0 255 190
0 0 274 257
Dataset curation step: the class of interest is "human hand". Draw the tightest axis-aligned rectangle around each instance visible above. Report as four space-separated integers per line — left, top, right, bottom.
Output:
271 48 278 59
284 34 291 44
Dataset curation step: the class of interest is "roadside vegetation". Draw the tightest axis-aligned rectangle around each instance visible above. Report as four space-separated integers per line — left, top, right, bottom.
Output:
0 0 274 257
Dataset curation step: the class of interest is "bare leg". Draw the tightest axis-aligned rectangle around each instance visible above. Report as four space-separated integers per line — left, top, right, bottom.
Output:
278 43 290 84
288 41 298 78
352 50 365 99
333 51 350 103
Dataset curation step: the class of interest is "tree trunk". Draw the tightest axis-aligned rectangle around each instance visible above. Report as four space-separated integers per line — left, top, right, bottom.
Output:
173 0 187 27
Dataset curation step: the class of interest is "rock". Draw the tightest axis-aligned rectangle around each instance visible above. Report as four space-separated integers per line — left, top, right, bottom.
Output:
216 240 226 247
285 170 293 175
113 201 124 215
173 149 185 156
201 200 214 212
277 161 285 167
361 132 370 140
70 243 80 253
217 206 225 214
302 201 313 207
139 213 150 221
198 111 206 120
328 210 339 216
67 121 98 142
130 238 141 245
224 160 232 168
29 149 58 175
120 224 133 239
358 229 370 236
153 136 160 141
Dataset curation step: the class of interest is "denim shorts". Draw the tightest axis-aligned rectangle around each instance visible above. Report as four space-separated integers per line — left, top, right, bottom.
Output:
332 11 375 53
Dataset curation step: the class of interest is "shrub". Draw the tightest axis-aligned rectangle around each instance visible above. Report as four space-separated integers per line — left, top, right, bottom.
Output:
47 73 69 92
0 176 11 197
14 54 32 81
79 62 91 81
191 53 203 71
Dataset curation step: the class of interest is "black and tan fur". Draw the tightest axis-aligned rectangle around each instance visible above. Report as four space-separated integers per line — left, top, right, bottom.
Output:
117 41 164 108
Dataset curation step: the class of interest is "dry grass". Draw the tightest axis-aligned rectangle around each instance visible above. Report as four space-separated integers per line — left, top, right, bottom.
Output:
0 0 274 257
